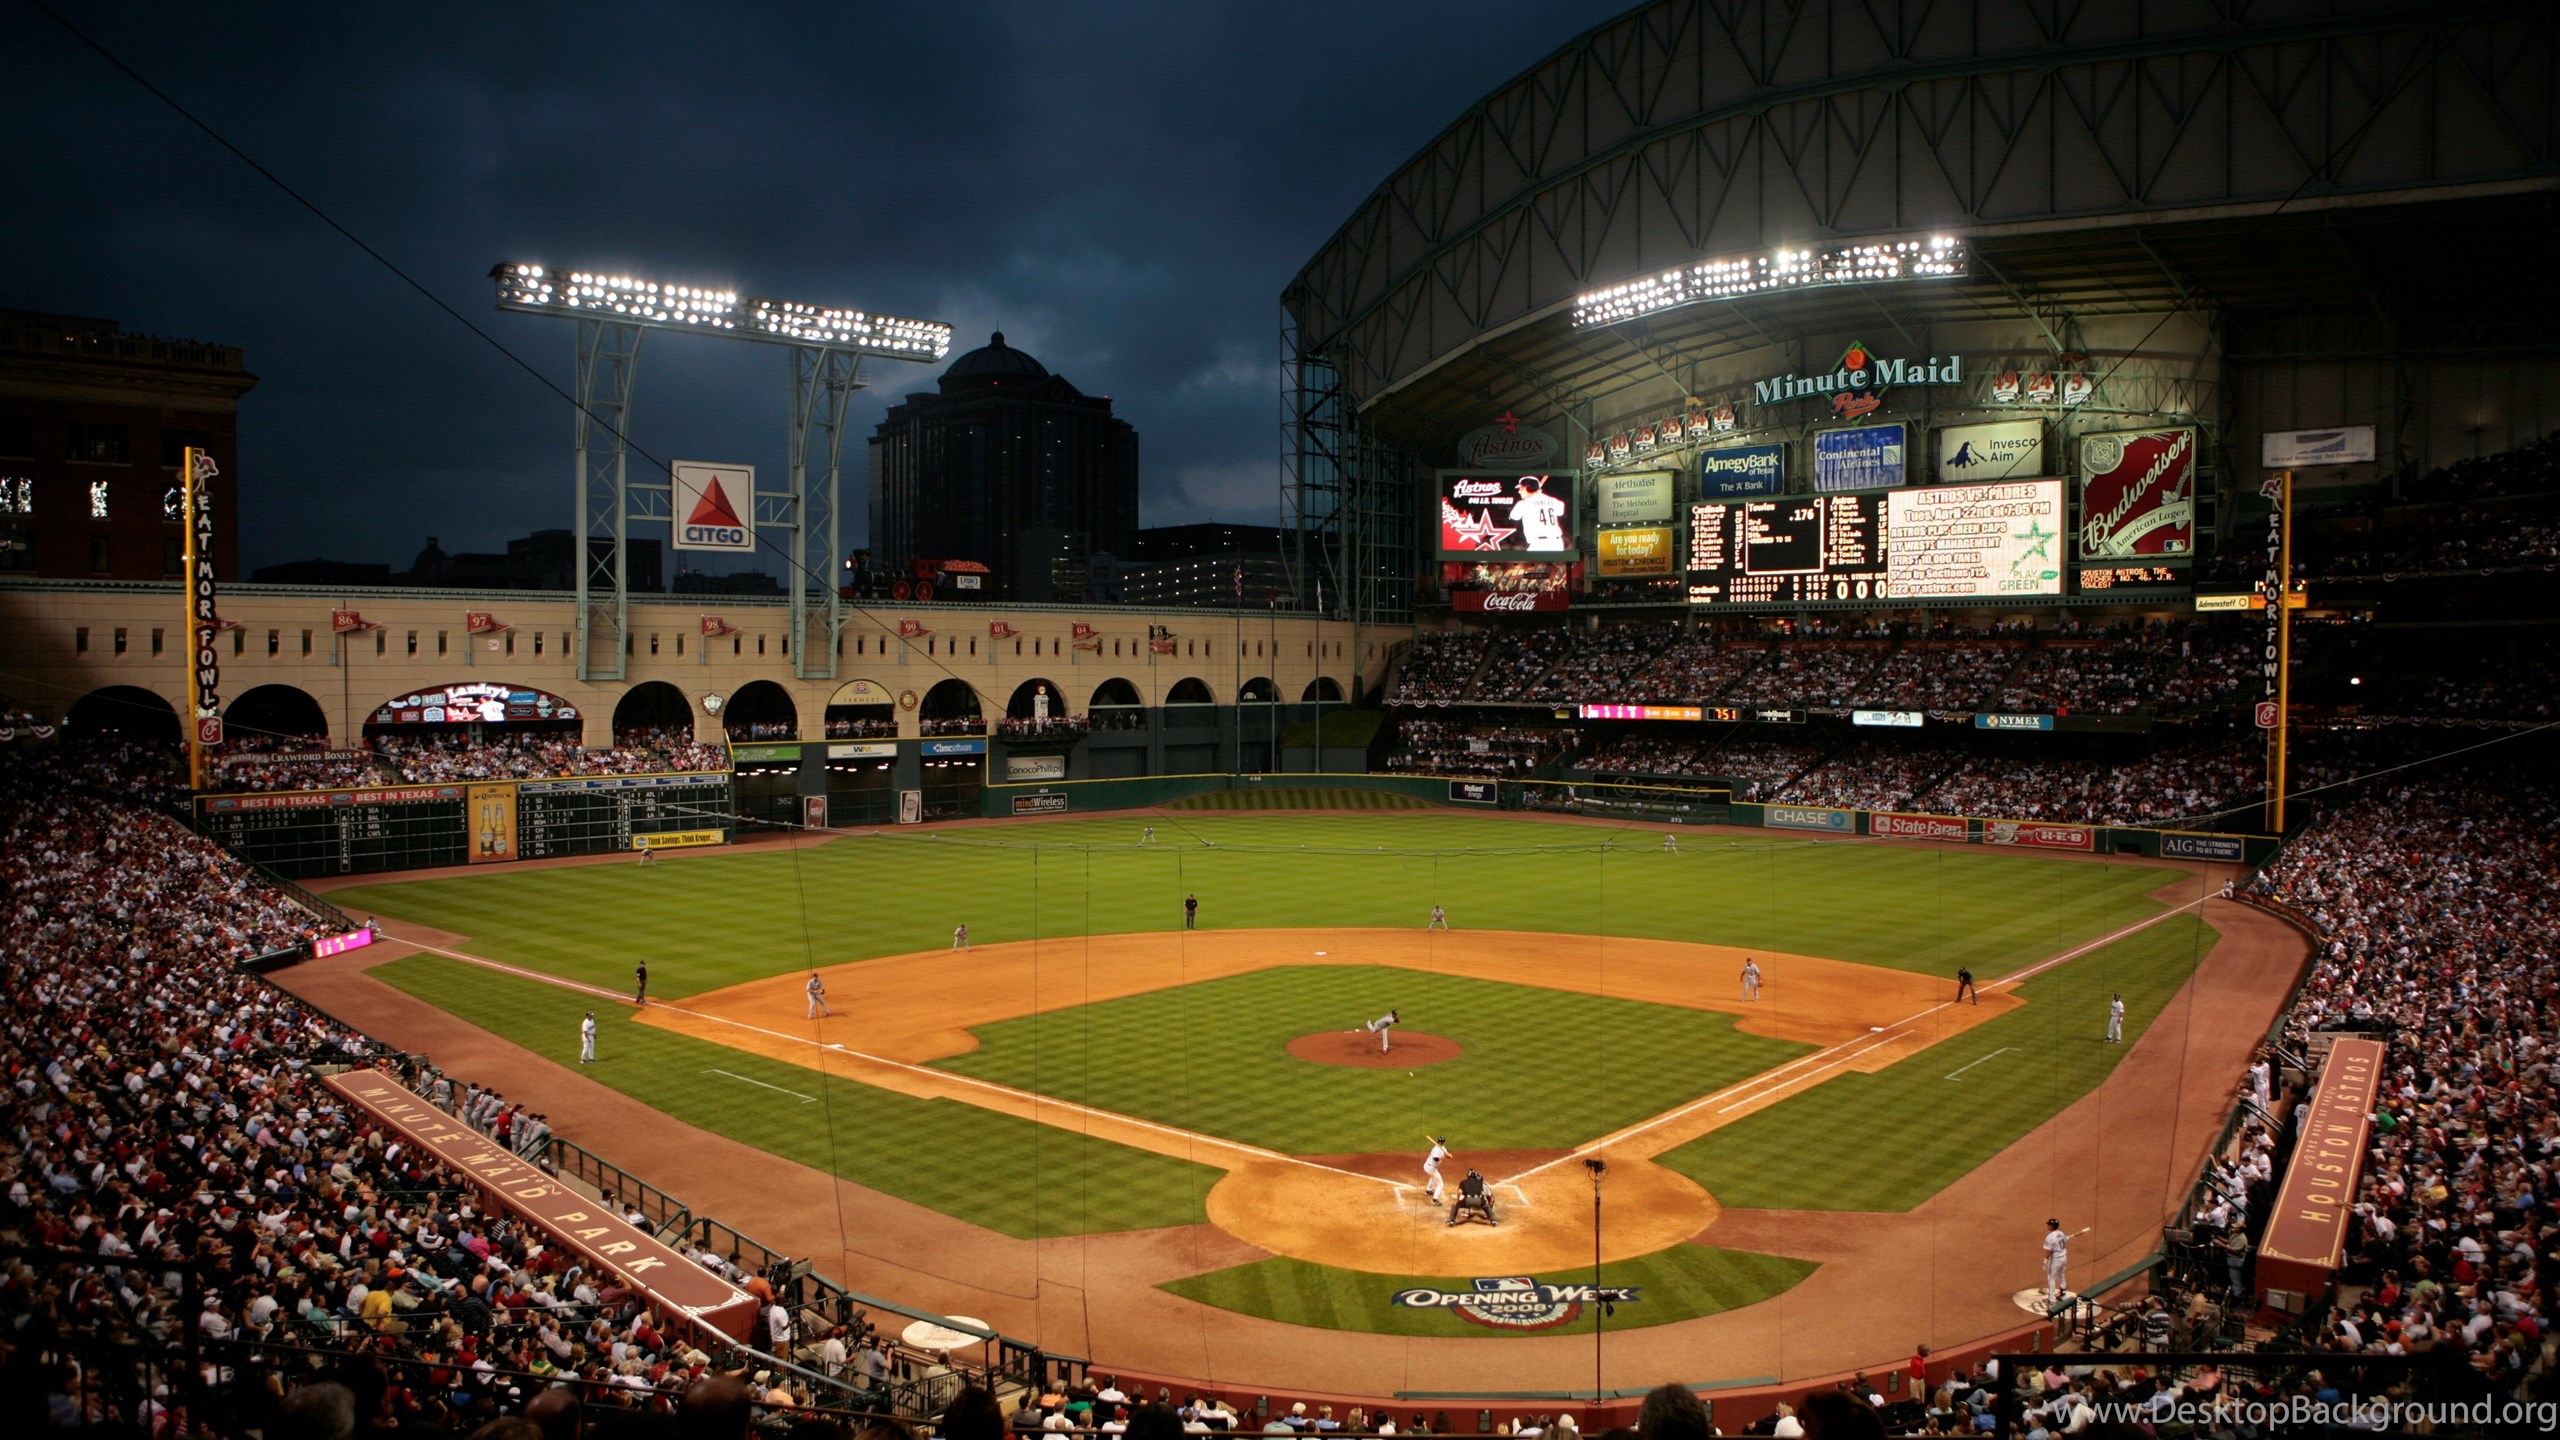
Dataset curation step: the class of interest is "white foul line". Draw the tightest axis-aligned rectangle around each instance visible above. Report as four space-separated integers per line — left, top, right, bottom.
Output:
375 931 1396 1190
1943 1047 2017 1081
703 1068 818 1103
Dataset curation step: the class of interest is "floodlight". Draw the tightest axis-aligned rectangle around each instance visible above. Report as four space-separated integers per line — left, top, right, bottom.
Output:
1570 235 1967 329
491 263 951 360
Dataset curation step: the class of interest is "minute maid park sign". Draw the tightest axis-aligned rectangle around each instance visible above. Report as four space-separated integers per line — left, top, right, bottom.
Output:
1754 341 1966 420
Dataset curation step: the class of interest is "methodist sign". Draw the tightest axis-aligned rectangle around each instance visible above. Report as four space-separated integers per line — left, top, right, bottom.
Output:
2256 1038 2386 1304
323 1069 760 1342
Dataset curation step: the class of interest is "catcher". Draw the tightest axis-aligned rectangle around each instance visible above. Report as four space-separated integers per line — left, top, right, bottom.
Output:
1447 1168 1499 1228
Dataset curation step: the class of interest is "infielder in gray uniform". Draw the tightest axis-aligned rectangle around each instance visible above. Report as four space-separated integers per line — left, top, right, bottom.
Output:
1359 1008 1402 1053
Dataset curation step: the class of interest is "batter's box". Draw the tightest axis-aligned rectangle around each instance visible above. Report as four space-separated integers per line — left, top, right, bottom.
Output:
1393 1183 1531 1207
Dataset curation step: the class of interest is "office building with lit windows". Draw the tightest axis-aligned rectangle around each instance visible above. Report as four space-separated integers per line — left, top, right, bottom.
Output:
866 332 1137 602
0 310 256 581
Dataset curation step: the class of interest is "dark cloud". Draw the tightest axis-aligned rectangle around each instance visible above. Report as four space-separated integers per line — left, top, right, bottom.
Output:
2 1 1620 573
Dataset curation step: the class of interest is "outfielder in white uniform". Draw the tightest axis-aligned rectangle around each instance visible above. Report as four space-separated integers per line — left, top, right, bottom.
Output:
2042 1219 2070 1305
1422 1136 1451 1203
1360 1009 1402 1053
2106 994 2125 1043
807 973 832 1019
1740 958 1762 1002
1662 832 1679 852
952 924 969 952
1142 826 1155 845
579 1012 598 1065
1427 905 1449 931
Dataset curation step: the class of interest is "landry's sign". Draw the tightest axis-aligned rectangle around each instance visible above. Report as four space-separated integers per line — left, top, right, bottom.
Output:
324 1069 759 1341
2256 1038 2385 1301
1755 342 1966 419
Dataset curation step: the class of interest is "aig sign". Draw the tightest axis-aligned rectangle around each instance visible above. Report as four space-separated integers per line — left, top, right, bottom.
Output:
672 461 756 552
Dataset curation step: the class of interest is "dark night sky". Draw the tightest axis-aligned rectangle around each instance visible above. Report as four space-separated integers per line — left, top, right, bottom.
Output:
2 2 1624 576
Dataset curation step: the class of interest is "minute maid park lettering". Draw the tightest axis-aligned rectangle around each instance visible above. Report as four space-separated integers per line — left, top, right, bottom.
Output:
1755 350 1966 415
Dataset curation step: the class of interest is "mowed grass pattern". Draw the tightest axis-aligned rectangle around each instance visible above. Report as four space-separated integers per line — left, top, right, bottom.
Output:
370 954 1220 1239
331 814 2189 999
1161 1246 1818 1337
936 965 1813 1154
1657 915 2219 1212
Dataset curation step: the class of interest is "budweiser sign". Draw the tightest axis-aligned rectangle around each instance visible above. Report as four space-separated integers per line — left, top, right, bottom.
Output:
1870 812 1968 842
2078 428 2196 558
1453 588 1569 614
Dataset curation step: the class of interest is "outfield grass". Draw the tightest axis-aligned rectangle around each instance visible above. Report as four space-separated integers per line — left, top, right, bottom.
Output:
1655 915 2219 1211
1163 786 1426 810
936 965 1812 1153
332 814 2188 1000
1159 1245 1816 1337
370 954 1221 1239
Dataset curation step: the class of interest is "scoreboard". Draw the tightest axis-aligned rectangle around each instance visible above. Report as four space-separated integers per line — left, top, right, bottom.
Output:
198 772 732 879
1686 478 2069 605
516 773 731 859
1686 494 1887 604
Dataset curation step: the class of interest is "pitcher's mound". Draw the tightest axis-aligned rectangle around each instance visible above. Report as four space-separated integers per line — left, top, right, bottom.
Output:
1288 1030 1461 1068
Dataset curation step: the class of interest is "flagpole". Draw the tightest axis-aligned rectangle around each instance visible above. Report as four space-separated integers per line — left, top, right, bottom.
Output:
1233 550 1244 776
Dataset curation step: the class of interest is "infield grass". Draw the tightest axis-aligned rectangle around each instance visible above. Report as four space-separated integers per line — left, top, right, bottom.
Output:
935 965 1813 1154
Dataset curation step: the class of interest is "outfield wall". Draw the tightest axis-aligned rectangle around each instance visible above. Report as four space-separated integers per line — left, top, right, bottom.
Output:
193 770 734 878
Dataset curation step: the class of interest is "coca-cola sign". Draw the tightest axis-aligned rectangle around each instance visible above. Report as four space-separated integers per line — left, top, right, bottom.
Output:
1453 588 1569 614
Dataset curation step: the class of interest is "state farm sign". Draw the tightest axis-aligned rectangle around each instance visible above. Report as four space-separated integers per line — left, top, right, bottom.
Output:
1871 812 1968 841
1453 588 1570 614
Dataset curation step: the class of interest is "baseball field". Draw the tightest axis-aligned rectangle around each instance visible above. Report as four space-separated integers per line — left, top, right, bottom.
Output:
301 806 2290 1392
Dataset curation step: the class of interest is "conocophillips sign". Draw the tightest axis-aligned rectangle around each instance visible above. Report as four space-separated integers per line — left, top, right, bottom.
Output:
1391 1277 1640 1331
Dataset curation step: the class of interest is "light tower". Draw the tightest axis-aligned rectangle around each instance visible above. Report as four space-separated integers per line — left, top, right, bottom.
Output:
491 264 951 682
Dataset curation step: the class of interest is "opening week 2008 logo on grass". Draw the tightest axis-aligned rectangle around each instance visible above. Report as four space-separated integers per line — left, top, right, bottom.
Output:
1391 1277 1642 1331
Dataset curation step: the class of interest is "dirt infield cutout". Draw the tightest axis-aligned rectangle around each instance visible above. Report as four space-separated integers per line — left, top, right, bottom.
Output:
1287 1029 1462 1068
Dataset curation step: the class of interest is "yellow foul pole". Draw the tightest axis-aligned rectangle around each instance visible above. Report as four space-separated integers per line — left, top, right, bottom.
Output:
2266 469 2294 832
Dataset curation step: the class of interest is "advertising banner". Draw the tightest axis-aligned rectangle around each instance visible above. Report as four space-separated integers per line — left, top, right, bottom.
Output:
1852 710 1924 728
1697 443 1786 498
1452 588 1570 614
670 461 755 552
803 795 829 830
1765 804 1854 833
370 683 578 728
635 830 727 850
323 1069 758 1342
1011 793 1069 815
831 678 894 705
1870 812 1969 841
898 790 923 824
1447 780 1498 805
828 742 897 759
1983 819 2094 851
2261 426 2376 468
1595 470 1675 524
1885 479 2065 598
1593 526 1677 577
1005 754 1068 782
2255 1039 2385 1302
1812 423 1907 492
1973 713 2056 731
1936 419 2044 481
923 739 987 756
730 744 800 764
2162 831 2247 862
204 785 463 811
2078 428 2197 558
1438 472 1577 557
467 782 517 864
311 929 376 958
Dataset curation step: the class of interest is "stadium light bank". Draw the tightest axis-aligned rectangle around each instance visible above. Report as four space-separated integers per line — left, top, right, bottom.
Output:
490 263 952 361
1569 235 1967 330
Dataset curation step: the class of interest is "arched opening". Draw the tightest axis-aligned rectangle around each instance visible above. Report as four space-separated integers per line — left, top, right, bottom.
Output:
824 678 898 739
64 685 178 747
225 684 330 745
1002 679 1076 738
1089 677 1144 734
1301 676 1344 702
919 678 983 736
362 681 588 782
722 680 797 741
1165 677 1216 706
613 680 695 743
1239 676 1278 703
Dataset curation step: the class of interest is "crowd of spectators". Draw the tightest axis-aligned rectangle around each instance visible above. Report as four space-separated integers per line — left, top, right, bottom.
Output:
2214 748 2560 1406
208 734 396 793
997 715 1089 740
0 744 865 1430
1383 720 1562 778
920 716 985 737
372 728 727 784
1920 741 2261 827
824 716 900 739
1395 619 2263 718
